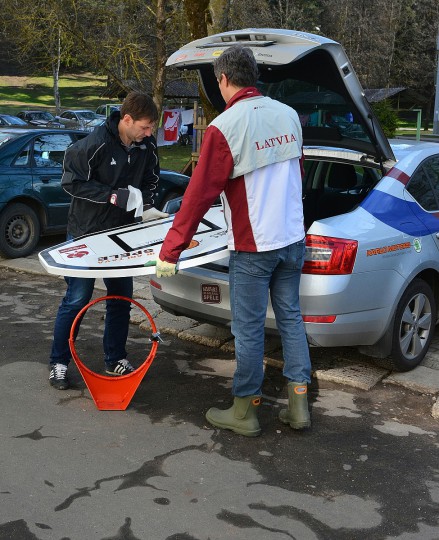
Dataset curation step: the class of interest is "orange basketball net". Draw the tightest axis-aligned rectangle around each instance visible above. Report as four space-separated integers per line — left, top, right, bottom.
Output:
69 295 159 411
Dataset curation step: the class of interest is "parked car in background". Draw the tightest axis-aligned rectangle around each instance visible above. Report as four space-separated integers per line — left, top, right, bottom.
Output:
95 104 122 117
151 28 439 372
56 109 105 131
0 128 190 258
16 110 62 128
0 114 28 127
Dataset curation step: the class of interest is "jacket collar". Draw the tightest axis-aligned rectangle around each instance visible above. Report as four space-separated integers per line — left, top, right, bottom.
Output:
224 87 262 110
106 111 148 149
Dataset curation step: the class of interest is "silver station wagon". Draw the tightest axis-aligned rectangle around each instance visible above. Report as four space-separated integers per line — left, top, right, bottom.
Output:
151 28 439 372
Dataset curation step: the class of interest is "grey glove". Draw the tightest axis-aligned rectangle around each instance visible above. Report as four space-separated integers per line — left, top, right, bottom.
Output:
110 188 130 209
142 207 169 222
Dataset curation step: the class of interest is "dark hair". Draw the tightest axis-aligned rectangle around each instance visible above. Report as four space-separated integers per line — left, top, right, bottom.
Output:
120 91 158 122
213 44 259 88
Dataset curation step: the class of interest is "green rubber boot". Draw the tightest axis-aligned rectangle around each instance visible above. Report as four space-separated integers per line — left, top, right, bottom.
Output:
205 395 262 437
279 382 311 429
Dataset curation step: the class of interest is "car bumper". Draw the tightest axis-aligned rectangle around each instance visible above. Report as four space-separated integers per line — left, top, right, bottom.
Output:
151 266 406 348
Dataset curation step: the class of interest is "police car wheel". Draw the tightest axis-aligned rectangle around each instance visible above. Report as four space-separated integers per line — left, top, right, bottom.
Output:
391 279 436 372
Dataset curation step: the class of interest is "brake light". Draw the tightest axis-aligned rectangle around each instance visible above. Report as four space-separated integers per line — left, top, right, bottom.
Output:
302 235 358 275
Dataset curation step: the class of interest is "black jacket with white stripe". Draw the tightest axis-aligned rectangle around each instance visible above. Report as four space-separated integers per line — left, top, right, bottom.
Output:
62 111 160 238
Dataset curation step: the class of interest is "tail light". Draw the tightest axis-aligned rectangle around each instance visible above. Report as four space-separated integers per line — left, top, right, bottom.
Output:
149 279 162 290
303 235 358 275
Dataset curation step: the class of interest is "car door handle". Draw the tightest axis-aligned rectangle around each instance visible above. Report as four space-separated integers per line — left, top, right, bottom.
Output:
41 177 51 183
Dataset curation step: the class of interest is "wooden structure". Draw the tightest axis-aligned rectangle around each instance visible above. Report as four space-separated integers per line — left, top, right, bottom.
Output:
182 101 208 175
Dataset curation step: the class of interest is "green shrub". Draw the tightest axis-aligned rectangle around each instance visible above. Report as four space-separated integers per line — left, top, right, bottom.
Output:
371 100 399 138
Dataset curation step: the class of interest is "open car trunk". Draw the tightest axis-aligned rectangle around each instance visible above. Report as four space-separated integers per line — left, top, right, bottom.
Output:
301 152 384 228
166 28 394 269
167 28 395 167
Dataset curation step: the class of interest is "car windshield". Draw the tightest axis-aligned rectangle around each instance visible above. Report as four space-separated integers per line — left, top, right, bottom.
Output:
1 115 26 125
79 111 98 120
31 112 55 121
87 118 104 126
257 78 369 145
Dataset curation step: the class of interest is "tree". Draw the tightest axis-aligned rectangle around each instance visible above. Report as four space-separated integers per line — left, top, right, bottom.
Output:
228 0 273 30
2 0 76 113
2 0 188 117
391 0 439 129
319 0 404 88
2 0 439 129
183 0 211 39
142 0 187 119
268 0 322 30
70 0 188 121
183 0 217 121
66 0 158 95
371 100 399 137
182 0 273 121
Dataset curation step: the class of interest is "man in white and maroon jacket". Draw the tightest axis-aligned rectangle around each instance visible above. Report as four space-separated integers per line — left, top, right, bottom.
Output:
157 44 311 437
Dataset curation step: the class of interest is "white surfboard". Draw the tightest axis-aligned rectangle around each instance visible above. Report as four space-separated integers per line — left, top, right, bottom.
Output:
38 205 229 278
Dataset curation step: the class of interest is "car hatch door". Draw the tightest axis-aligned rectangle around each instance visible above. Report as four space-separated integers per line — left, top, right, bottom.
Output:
167 28 395 164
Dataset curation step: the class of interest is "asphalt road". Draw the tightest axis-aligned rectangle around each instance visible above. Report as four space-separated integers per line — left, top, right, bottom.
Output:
0 266 439 540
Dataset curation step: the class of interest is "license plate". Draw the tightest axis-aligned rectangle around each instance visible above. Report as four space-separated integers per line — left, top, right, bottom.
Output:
201 283 221 304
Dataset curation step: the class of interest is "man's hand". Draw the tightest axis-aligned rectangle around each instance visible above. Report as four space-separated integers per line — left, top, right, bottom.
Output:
156 259 177 277
144 259 177 278
110 188 130 209
142 207 169 222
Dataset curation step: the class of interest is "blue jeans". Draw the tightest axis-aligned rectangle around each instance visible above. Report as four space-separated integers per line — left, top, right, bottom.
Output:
229 241 311 397
50 274 133 367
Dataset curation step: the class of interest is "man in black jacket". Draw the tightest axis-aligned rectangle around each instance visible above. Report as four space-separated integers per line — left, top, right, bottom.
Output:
49 91 166 390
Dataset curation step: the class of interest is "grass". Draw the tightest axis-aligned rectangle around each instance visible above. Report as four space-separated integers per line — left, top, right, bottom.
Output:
0 73 114 114
159 144 192 173
0 73 193 172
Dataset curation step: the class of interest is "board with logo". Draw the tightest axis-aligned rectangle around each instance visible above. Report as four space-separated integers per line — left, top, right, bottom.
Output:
38 205 229 278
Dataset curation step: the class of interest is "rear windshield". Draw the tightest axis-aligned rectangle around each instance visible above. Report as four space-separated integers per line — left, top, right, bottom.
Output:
257 79 369 146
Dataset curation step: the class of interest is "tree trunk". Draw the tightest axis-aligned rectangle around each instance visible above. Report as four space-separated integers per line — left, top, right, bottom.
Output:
153 0 166 125
183 0 210 40
52 26 62 114
183 0 221 123
208 0 230 33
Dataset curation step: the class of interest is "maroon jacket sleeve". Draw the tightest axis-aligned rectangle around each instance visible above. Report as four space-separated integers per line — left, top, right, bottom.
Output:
159 125 234 264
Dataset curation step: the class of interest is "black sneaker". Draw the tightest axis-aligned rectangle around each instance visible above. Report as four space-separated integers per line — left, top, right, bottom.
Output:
105 359 135 376
49 363 69 390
